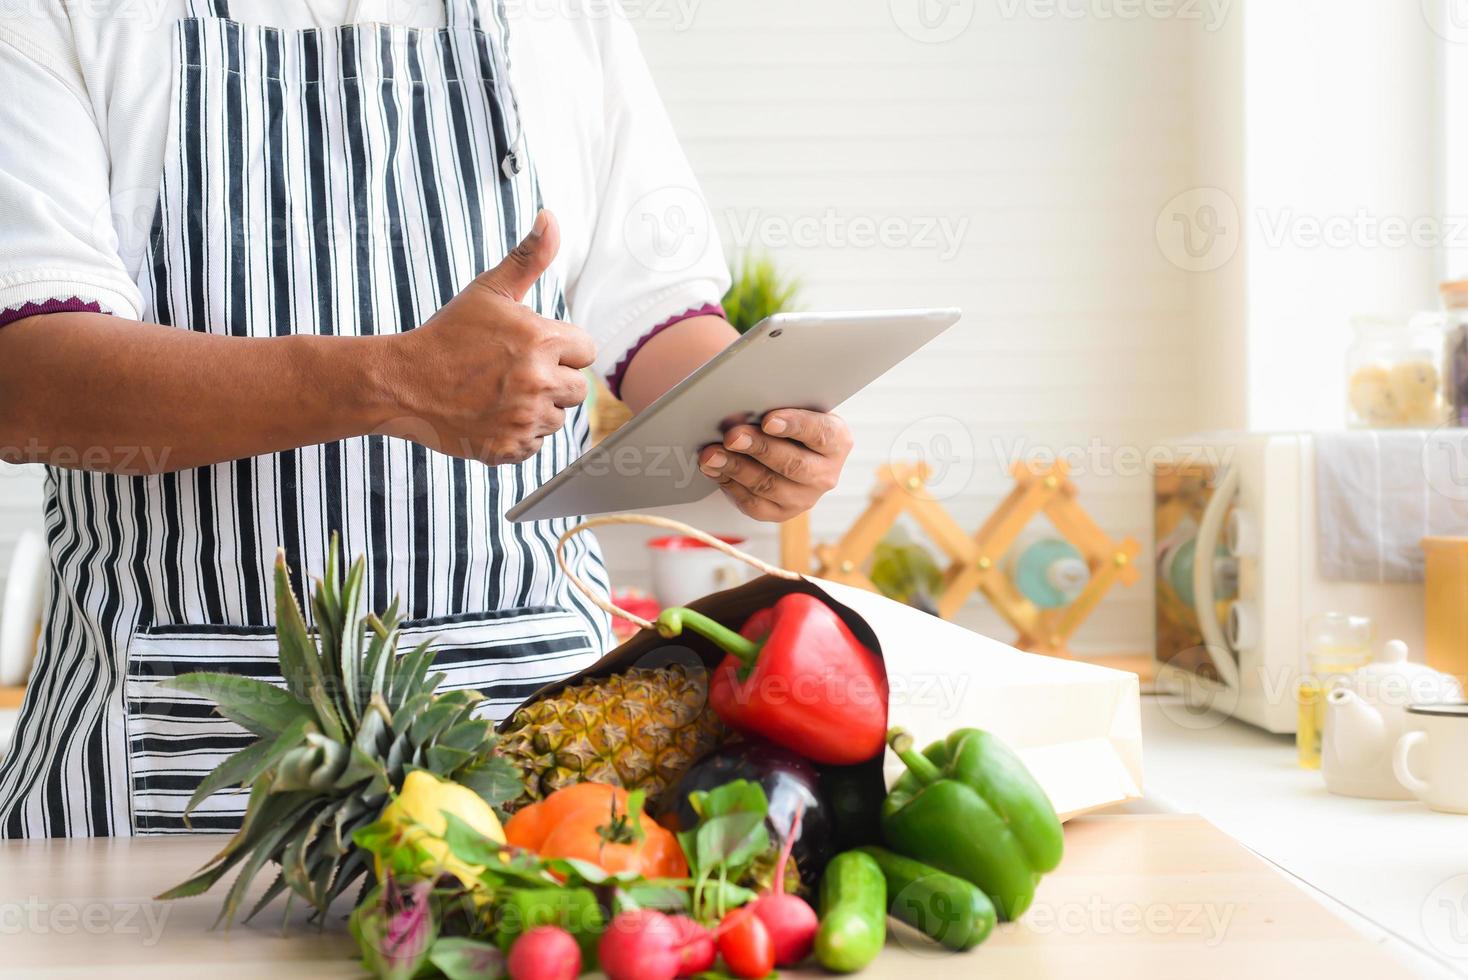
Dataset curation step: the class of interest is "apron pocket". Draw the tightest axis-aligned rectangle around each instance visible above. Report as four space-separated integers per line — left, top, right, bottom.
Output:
125 606 600 835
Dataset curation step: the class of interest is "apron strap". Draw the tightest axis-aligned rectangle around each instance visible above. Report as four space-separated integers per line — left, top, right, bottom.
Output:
185 0 230 18
443 0 484 30
450 0 525 176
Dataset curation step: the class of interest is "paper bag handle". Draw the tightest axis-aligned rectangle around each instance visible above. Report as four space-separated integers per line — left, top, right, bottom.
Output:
556 514 802 631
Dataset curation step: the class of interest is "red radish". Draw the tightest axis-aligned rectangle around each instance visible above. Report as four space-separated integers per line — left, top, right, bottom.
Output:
507 925 581 980
748 803 819 966
717 906 776 979
667 915 716 977
597 909 684 980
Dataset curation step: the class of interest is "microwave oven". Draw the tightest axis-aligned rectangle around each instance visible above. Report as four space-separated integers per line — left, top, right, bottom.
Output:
1152 432 1423 733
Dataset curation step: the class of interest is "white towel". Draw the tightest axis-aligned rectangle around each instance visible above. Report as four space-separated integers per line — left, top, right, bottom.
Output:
1315 429 1468 582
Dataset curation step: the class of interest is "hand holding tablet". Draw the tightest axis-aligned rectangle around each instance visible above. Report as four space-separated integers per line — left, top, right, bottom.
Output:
506 308 961 523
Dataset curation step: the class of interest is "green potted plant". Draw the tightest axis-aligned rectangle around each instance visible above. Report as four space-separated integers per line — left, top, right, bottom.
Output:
592 253 802 442
723 252 802 333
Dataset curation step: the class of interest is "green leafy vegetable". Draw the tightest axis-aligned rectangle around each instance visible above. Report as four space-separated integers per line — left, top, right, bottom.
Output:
676 779 772 922
428 938 505 980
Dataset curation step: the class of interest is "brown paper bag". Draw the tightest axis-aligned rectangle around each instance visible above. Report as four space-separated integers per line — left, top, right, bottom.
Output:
503 517 1144 821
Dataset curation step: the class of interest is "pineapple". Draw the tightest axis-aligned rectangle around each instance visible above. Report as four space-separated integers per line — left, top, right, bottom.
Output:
158 538 523 923
498 663 725 806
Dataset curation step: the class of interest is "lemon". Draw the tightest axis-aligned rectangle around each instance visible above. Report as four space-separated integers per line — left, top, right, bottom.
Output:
376 770 505 887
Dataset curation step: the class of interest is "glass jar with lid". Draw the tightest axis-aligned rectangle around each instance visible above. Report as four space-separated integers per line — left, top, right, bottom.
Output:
1346 314 1450 428
1437 280 1468 426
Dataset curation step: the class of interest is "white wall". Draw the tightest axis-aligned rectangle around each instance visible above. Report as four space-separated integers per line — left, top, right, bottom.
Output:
1242 0 1443 431
606 0 1224 652
0 466 44 606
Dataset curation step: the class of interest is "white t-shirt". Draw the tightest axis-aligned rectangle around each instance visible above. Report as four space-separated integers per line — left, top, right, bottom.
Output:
0 0 728 384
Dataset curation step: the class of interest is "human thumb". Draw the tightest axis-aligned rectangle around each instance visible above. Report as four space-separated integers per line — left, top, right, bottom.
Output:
477 209 559 302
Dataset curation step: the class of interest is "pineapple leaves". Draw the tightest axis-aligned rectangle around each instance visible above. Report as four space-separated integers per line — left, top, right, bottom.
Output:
408 700 462 748
274 547 345 743
336 557 367 726
454 756 526 811
273 549 319 699
182 714 313 819
166 672 313 739
219 804 317 926
363 612 395 700
161 541 527 928
389 639 439 712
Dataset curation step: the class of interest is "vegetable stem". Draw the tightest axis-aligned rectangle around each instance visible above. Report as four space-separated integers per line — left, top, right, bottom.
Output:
887 728 942 785
655 607 761 666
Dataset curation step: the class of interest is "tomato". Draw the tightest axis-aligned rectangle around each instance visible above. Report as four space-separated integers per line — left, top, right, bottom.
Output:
538 806 687 879
505 783 629 851
504 782 687 880
717 907 776 979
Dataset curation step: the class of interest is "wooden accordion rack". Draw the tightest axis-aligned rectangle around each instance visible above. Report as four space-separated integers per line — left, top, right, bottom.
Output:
781 459 1140 657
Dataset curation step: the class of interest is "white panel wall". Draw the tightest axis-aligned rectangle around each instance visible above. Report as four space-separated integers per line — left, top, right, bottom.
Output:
1242 0 1443 431
602 0 1219 652
0 465 45 603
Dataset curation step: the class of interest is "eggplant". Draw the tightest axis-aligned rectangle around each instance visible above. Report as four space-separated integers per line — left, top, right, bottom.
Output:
664 739 834 884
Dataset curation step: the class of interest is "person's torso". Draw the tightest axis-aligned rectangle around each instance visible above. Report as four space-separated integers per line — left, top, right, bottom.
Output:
0 0 613 838
52 0 611 304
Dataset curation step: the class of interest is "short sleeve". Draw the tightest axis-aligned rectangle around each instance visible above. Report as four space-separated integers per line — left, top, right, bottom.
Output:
0 21 141 324
565 7 730 384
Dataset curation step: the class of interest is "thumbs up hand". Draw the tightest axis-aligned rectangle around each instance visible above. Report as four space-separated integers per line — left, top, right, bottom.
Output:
387 210 596 464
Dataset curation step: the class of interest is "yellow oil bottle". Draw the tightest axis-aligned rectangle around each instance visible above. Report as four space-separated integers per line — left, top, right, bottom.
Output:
1295 615 1373 769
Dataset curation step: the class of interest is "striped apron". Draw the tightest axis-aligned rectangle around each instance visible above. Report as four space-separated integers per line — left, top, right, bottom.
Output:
0 0 613 837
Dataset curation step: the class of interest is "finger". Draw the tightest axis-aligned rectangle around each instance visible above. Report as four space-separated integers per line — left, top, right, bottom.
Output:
537 405 567 437
761 409 852 458
547 319 596 370
716 478 797 523
548 366 589 409
474 209 560 303
480 435 542 466
700 446 813 508
723 424 836 489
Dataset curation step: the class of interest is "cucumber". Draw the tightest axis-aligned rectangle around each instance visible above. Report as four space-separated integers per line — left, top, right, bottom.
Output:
857 846 996 951
816 850 888 973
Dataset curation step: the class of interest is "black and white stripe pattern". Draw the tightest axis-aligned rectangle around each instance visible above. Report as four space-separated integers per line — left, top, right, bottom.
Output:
0 0 612 837
126 609 597 832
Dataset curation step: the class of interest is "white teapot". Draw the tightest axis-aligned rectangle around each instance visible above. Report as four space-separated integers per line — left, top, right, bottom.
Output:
1321 640 1462 800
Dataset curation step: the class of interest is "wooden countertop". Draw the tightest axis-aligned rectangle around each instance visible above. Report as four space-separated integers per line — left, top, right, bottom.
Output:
0 814 1413 979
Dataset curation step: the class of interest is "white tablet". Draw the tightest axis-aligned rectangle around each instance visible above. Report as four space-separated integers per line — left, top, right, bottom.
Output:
507 308 961 523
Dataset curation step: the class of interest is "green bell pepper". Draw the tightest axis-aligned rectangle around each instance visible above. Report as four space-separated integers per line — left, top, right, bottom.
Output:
881 727 1063 920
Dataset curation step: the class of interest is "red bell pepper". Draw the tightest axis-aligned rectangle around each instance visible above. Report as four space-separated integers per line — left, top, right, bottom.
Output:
654 593 888 764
